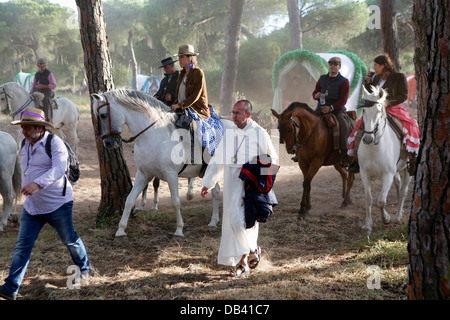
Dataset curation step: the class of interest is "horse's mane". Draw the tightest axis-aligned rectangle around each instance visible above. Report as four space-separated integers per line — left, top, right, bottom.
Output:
105 89 175 125
283 101 318 117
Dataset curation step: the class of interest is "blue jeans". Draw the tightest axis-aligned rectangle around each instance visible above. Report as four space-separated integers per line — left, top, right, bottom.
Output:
2 201 90 295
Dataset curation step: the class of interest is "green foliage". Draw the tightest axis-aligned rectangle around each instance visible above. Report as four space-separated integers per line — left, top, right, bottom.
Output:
0 0 415 107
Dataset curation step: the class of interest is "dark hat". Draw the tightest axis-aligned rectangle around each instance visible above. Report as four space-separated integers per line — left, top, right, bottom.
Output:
159 57 178 68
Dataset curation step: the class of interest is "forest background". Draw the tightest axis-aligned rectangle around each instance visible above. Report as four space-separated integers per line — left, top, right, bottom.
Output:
0 0 414 110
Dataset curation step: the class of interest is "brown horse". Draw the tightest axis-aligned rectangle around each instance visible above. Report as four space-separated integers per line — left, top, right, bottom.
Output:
271 102 354 218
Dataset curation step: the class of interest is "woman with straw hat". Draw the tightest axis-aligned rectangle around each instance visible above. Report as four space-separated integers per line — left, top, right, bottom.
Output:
171 44 224 157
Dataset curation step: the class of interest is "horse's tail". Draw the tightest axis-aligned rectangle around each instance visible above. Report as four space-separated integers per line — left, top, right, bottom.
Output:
12 151 21 203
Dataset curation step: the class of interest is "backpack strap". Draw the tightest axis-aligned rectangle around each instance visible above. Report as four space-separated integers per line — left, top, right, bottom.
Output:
45 132 68 196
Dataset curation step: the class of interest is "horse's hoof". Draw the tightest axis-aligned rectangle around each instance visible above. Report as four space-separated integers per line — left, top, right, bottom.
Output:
186 193 194 201
362 226 372 235
208 221 218 228
115 230 127 238
8 214 18 223
298 213 308 220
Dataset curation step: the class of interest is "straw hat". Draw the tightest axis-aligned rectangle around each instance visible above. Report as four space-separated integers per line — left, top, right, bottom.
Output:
174 44 199 57
11 108 54 129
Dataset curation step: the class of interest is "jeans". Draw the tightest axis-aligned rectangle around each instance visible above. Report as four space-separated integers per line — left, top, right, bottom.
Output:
2 201 90 295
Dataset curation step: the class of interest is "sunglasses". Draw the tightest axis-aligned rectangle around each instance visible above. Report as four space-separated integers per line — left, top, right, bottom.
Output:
328 61 340 66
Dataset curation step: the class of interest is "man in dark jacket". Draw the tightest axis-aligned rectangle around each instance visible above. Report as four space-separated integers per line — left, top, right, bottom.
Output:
312 56 351 167
30 58 57 123
154 57 179 106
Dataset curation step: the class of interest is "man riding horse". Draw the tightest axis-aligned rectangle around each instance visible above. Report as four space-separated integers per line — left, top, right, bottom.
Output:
30 58 57 123
311 56 352 167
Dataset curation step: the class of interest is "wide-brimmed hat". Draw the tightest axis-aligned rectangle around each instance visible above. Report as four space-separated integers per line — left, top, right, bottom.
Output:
11 108 54 129
159 57 178 68
174 44 199 57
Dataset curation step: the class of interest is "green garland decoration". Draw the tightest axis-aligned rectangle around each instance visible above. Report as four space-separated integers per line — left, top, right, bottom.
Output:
271 49 328 91
327 50 368 98
272 49 368 101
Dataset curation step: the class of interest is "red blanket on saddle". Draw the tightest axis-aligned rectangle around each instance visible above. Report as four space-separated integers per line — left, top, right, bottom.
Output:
348 104 420 156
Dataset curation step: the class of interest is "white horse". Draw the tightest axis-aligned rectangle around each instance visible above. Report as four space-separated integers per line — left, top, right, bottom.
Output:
358 86 412 234
0 131 21 231
91 89 231 237
0 82 80 151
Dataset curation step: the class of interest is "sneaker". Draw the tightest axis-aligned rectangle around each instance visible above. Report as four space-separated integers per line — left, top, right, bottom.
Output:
0 285 17 300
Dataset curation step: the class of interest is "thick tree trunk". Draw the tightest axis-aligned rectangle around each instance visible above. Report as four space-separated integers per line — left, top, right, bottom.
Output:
408 0 449 300
380 0 401 70
76 0 133 223
219 0 245 116
286 0 302 50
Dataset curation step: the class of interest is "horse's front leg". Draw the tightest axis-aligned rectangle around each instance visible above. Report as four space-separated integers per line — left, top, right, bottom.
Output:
298 160 320 219
378 173 394 225
115 171 150 237
394 169 412 223
360 170 373 235
208 182 220 227
166 175 184 237
0 174 15 231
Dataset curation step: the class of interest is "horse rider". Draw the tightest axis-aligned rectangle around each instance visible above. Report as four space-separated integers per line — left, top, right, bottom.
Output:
312 56 351 167
30 57 57 123
154 57 179 106
347 54 420 175
171 44 224 164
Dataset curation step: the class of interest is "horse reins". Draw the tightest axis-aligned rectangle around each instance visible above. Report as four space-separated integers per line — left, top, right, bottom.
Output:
97 95 159 143
282 115 323 148
0 87 34 118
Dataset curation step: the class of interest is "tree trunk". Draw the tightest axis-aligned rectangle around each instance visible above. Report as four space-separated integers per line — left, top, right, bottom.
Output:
219 0 245 116
286 0 302 50
408 0 449 300
380 0 401 70
128 30 138 91
76 0 133 224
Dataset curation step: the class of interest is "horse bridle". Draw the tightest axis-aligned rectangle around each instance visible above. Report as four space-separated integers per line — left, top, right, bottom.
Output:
279 115 323 148
97 95 159 143
0 87 35 118
360 101 387 145
0 87 12 115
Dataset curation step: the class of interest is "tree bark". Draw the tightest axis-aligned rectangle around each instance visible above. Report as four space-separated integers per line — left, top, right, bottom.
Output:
286 0 302 50
380 0 401 70
219 0 245 116
76 0 133 223
408 0 449 300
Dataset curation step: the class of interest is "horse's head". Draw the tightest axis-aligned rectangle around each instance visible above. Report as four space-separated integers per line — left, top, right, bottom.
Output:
359 86 387 145
91 93 124 149
271 108 297 154
0 85 12 115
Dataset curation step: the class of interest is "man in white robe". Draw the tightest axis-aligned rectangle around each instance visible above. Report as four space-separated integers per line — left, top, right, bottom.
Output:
201 100 279 276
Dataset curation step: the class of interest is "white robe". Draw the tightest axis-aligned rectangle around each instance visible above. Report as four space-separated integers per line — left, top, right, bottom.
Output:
201 119 279 266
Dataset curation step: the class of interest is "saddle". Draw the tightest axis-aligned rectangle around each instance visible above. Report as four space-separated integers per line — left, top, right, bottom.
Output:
31 92 59 110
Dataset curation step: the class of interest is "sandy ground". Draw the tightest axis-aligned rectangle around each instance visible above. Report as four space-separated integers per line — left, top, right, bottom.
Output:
0 113 413 301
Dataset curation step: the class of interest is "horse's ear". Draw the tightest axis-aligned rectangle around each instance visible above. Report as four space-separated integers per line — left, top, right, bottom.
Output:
91 93 104 102
271 109 281 120
379 88 387 100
